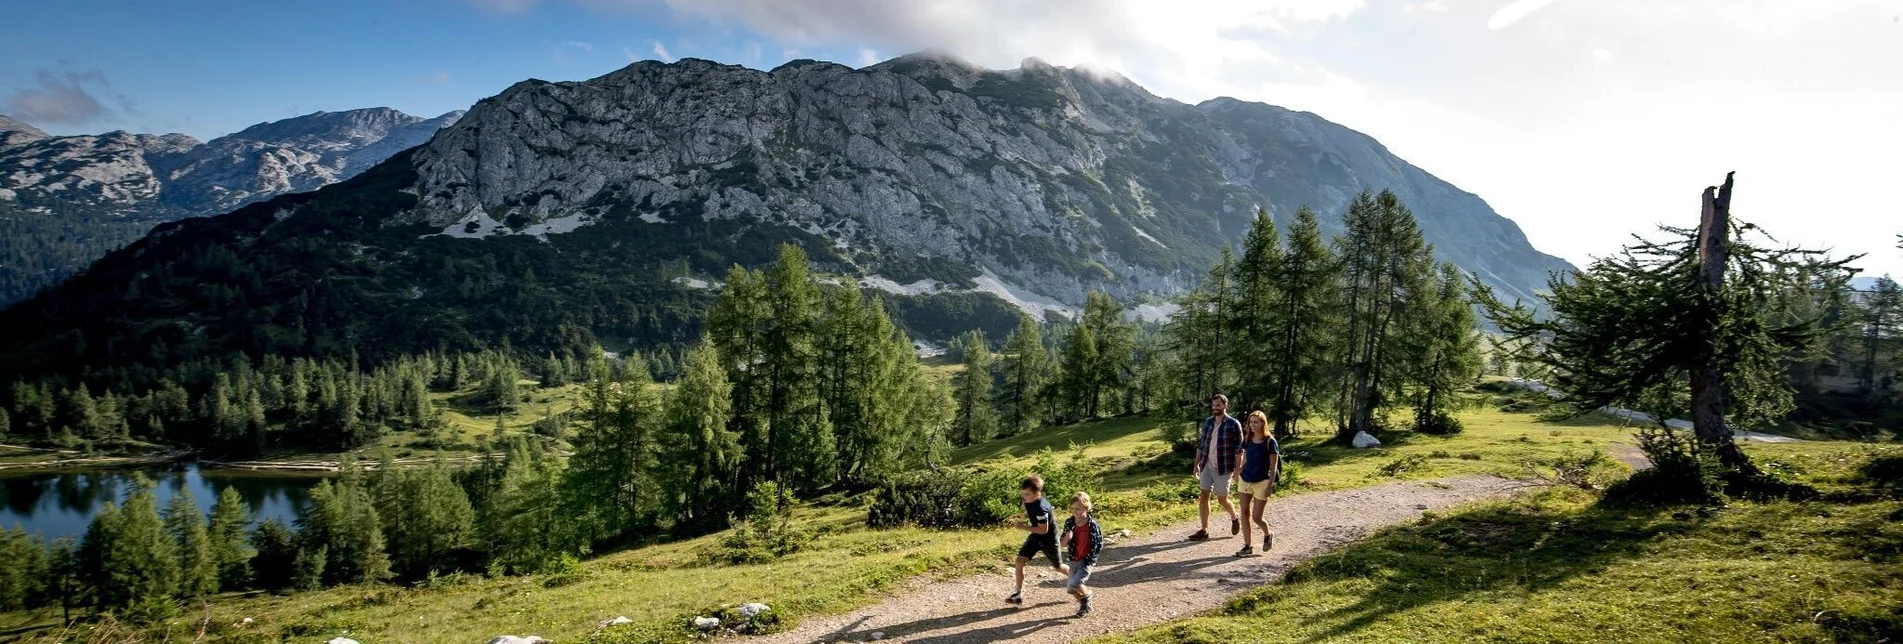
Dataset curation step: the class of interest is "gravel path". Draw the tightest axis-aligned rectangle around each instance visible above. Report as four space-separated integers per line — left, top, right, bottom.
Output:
738 475 1522 644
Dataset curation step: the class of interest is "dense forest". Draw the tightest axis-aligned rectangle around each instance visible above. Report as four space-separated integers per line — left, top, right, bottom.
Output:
0 198 176 308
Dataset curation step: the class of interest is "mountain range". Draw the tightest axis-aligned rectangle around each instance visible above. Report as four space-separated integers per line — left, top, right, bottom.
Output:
0 53 1574 380
0 108 463 306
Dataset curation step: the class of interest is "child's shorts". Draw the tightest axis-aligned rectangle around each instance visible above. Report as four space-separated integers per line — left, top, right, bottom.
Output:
1018 534 1061 566
1065 561 1092 589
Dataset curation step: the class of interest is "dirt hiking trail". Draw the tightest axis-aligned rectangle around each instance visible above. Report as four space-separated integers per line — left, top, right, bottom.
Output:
740 475 1522 644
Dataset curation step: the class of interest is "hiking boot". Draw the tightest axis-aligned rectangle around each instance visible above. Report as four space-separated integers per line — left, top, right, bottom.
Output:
1263 533 1274 552
1231 517 1241 535
1076 595 1093 617
1235 545 1255 557
1005 592 1023 606
1187 529 1210 541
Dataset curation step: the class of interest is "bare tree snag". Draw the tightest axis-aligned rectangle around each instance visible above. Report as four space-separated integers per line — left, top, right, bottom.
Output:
1690 172 1758 474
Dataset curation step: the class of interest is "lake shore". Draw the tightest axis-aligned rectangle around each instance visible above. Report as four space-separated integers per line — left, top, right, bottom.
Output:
0 443 504 475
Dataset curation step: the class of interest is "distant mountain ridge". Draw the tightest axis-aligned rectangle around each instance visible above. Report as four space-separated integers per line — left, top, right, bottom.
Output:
0 53 1574 381
0 108 463 305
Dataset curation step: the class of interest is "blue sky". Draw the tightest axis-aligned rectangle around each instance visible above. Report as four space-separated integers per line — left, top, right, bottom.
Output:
0 0 874 140
4 0 1901 277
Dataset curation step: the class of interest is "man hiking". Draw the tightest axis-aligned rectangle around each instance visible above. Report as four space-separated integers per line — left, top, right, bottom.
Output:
1188 393 1243 541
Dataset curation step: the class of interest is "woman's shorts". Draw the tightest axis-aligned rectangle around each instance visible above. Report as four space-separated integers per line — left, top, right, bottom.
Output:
1237 477 1274 498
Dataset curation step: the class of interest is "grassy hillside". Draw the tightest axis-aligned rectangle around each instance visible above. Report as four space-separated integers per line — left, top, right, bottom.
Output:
9 398 1885 644
1101 441 1903 644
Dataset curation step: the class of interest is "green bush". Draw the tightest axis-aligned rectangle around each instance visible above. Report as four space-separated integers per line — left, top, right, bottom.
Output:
1414 409 1464 435
867 469 969 528
700 483 808 564
867 446 1105 529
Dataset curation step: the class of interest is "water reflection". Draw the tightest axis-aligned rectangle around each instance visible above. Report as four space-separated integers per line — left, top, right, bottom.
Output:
0 464 324 541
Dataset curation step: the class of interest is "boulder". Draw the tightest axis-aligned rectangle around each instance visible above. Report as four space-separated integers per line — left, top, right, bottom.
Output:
600 616 633 627
693 616 722 631
1351 431 1381 448
327 639 360 644
737 603 771 618
871 631 887 640
487 637 547 644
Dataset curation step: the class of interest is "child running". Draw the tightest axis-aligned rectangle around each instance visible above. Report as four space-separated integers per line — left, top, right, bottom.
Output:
1006 474 1069 607
1235 410 1281 556
1059 491 1103 617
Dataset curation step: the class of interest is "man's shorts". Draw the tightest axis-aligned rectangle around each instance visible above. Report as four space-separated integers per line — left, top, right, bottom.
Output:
1065 561 1093 590
1237 477 1274 498
1017 534 1061 567
1198 463 1231 496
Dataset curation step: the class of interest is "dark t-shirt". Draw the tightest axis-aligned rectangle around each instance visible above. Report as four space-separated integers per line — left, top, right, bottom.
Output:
1024 498 1055 541
1240 437 1281 483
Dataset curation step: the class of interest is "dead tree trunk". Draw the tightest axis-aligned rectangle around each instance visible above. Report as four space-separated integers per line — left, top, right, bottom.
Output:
1690 171 1759 475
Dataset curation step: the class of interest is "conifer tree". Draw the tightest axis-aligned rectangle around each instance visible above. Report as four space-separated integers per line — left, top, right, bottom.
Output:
1082 291 1137 416
298 472 390 585
1060 322 1099 423
1260 206 1340 436
1166 248 1237 420
248 518 298 592
484 439 580 574
708 265 770 487
376 463 475 579
662 338 740 531
81 476 179 618
951 330 997 445
1857 276 1902 394
1404 263 1482 433
291 545 326 591
164 490 217 598
0 527 48 610
566 361 662 542
761 245 834 491
486 359 521 415
1477 174 1856 476
997 315 1052 437
1230 208 1283 411
1333 190 1433 440
207 486 254 590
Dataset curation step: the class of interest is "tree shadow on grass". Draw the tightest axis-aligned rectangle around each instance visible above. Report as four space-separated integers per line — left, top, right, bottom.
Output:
1261 496 1689 643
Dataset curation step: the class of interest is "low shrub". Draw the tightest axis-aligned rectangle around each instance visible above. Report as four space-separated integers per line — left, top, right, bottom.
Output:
1414 409 1464 435
867 469 969 528
1603 426 1724 505
865 447 1105 529
1375 454 1430 478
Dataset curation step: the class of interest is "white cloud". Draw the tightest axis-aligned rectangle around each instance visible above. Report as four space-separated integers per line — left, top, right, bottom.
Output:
566 40 595 52
1591 48 1612 61
652 40 674 61
855 47 880 67
1487 0 1562 30
1404 0 1450 13
7 70 115 125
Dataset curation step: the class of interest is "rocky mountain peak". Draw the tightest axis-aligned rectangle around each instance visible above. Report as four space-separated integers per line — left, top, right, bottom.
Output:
399 51 1570 309
0 114 49 146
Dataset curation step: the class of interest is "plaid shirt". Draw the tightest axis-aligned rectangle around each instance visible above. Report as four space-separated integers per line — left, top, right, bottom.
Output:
1194 414 1244 476
1061 514 1104 565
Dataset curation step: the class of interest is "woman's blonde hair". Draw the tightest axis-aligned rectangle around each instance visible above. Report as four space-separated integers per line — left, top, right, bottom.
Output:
1246 410 1271 438
1070 491 1092 511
